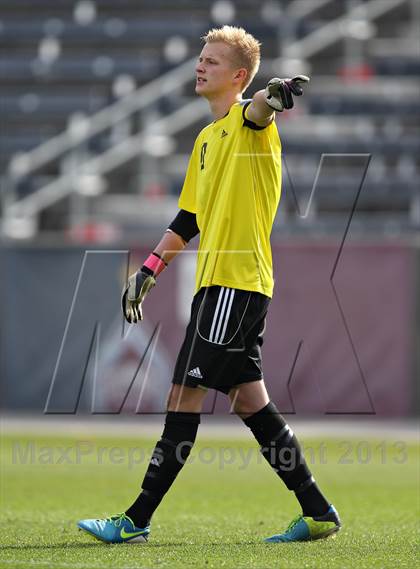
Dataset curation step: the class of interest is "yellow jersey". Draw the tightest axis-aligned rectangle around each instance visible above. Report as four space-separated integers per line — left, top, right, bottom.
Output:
178 100 282 298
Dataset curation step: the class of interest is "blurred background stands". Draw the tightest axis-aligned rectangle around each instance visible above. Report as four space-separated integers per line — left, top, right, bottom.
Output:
0 0 419 242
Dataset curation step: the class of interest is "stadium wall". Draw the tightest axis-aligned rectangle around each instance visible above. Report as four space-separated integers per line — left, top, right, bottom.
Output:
0 239 417 417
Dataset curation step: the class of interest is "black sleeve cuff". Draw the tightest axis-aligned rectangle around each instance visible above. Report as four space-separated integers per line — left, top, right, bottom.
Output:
168 209 199 242
242 101 267 131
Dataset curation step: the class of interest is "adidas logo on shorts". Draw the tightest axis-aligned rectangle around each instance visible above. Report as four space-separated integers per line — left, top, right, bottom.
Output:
187 367 203 379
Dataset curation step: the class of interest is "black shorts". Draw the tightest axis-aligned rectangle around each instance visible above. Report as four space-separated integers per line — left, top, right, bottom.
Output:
172 286 270 394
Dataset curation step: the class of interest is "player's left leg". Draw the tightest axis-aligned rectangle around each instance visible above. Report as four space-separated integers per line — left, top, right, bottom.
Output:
123 384 205 526
229 380 341 542
78 384 206 543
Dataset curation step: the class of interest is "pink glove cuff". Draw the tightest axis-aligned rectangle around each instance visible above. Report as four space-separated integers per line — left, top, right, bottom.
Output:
143 253 167 276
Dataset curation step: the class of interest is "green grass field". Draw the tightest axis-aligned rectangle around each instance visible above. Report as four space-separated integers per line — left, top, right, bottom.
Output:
0 431 419 569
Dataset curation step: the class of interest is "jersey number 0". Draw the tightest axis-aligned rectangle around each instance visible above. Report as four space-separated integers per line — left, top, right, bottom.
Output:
200 142 208 170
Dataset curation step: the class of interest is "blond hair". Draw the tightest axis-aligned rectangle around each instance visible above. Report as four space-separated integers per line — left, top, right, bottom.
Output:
202 25 261 91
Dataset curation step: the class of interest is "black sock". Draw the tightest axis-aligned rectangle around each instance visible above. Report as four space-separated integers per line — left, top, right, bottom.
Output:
125 411 200 527
243 402 330 517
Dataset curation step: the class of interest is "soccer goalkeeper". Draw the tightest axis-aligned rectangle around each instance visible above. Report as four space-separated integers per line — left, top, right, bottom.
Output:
78 25 341 544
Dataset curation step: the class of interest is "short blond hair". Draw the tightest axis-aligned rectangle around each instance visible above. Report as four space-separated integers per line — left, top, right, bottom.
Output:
202 25 261 91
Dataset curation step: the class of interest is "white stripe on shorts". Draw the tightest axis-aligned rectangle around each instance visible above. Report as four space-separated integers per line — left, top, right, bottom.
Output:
212 288 235 344
213 288 231 343
217 288 235 344
209 287 226 343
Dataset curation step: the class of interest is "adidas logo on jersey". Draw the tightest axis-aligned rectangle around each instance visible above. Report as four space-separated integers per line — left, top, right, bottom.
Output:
221 129 228 138
187 367 203 379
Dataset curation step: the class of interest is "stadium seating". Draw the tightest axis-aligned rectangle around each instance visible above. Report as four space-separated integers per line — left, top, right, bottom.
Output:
1 0 419 234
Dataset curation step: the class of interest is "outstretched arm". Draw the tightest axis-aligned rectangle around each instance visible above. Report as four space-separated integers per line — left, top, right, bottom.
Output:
245 90 275 127
246 75 310 127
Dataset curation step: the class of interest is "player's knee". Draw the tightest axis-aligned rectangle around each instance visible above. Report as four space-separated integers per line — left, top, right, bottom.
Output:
229 387 246 415
231 397 261 417
229 381 269 416
167 384 205 412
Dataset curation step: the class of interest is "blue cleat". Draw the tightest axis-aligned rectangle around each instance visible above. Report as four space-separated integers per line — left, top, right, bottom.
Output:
265 505 341 543
77 513 150 544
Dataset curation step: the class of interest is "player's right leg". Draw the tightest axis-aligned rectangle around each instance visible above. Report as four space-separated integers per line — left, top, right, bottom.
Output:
77 384 206 543
229 381 341 542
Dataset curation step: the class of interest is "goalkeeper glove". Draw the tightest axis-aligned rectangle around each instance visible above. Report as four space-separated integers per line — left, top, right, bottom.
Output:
122 269 155 323
122 252 166 323
264 75 310 112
